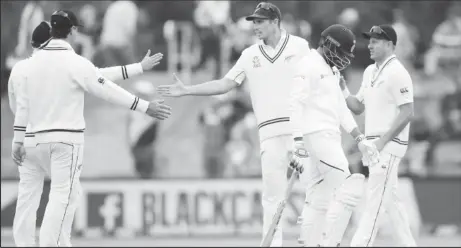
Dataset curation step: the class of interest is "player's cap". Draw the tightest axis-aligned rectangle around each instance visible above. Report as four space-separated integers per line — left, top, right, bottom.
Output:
51 10 83 30
31 21 51 48
362 24 397 45
245 2 282 21
321 24 356 57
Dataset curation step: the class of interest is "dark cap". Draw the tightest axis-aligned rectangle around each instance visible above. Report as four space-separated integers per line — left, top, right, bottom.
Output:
362 24 397 45
31 21 51 48
246 2 282 21
51 10 83 30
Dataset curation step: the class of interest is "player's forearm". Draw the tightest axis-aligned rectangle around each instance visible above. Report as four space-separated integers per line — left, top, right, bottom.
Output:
87 77 149 114
340 95 359 134
290 109 304 141
381 103 414 145
341 82 365 115
12 79 28 143
345 95 365 115
349 127 365 142
13 102 28 143
99 63 143 83
185 78 237 96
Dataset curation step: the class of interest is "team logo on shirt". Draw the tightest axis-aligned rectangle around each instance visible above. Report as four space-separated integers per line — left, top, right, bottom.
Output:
400 87 409 94
98 77 105 85
253 56 261 68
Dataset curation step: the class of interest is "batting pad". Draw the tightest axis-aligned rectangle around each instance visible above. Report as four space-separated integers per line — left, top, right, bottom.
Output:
322 173 365 246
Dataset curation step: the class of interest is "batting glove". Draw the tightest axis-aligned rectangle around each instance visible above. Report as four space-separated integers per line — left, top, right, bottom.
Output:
290 139 308 173
356 135 380 165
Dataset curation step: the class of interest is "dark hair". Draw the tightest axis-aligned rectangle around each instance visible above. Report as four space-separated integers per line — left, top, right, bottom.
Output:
50 27 71 39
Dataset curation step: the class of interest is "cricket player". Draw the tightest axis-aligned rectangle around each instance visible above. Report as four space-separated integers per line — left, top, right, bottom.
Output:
157 2 310 246
11 10 171 247
289 24 379 247
8 19 163 247
340 24 417 246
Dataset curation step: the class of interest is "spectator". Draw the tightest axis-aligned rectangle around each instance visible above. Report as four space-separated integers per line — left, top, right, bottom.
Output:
424 3 461 89
72 4 99 60
93 0 139 67
192 0 231 78
127 80 160 179
424 90 461 169
392 8 419 73
228 16 258 63
6 1 45 70
337 8 360 80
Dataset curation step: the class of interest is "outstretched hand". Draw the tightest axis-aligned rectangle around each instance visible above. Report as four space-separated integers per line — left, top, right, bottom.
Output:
140 49 163 71
146 99 172 120
156 73 188 97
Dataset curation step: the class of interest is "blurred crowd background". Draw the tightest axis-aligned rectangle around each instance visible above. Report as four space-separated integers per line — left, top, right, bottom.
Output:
1 0 460 180
1 0 461 242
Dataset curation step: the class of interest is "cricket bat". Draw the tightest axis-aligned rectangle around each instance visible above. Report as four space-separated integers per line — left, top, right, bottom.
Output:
260 169 299 247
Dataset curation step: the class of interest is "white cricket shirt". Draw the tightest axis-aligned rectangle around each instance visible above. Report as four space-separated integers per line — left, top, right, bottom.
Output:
290 49 358 138
355 55 413 157
224 30 310 141
9 51 144 147
13 39 149 144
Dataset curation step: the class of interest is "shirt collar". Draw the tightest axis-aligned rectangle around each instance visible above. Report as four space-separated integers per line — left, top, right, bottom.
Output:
375 54 396 70
41 39 74 51
259 29 287 49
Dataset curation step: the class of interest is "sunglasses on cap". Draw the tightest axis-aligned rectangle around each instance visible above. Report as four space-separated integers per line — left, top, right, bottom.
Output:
369 26 391 41
52 10 82 27
52 10 70 21
256 2 277 16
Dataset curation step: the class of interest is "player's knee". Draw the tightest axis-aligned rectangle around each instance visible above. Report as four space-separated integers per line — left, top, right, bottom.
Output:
49 183 78 205
336 173 365 209
262 175 286 204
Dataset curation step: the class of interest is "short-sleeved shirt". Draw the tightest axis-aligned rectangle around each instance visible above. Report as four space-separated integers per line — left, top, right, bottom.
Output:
224 30 311 142
357 55 413 157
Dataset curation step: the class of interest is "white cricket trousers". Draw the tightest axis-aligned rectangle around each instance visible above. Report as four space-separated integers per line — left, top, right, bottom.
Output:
259 134 292 247
297 130 351 246
351 152 416 247
13 143 84 247
13 146 45 247
38 142 84 247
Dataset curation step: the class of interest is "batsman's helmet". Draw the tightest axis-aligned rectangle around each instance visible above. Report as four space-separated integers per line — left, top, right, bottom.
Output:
320 24 356 71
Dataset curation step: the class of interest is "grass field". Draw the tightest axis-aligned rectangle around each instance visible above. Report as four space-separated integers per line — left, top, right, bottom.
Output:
1 234 460 247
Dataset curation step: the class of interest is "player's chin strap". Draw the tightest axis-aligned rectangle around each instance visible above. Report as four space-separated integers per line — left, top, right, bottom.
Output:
320 173 365 247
